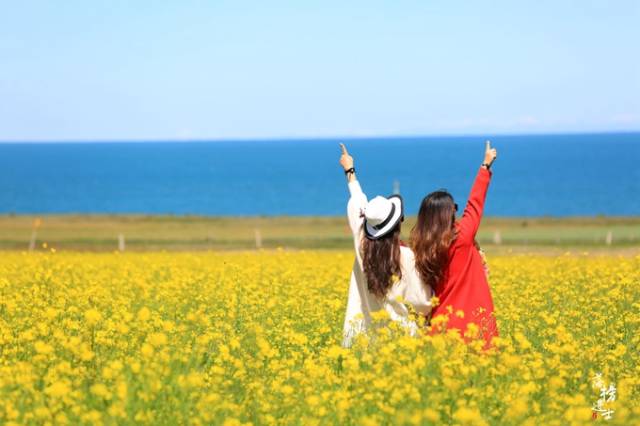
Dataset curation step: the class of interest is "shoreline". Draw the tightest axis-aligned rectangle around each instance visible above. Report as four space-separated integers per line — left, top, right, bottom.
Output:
1 214 639 252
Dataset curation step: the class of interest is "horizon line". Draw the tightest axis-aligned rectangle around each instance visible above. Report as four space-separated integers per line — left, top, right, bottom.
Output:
0 129 638 144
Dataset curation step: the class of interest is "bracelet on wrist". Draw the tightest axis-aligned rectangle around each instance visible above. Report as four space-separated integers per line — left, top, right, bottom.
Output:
344 167 355 175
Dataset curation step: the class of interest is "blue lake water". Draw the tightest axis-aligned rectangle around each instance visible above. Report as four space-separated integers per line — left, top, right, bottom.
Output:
0 133 638 216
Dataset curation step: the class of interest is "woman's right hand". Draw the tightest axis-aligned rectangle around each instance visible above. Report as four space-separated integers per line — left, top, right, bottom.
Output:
339 143 354 171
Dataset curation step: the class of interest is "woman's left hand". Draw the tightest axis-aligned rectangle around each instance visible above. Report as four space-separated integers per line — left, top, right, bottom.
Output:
484 140 497 166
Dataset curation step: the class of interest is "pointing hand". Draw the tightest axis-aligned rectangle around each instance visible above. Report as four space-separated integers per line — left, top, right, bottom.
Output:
339 143 354 171
484 140 497 166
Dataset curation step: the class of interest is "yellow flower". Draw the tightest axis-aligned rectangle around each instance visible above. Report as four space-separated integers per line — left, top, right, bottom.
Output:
34 340 54 355
505 397 528 418
549 376 565 390
140 343 154 358
148 332 168 347
613 344 627 357
187 372 204 388
45 381 70 398
90 383 111 399
452 406 485 425
306 395 321 406
80 348 95 361
0 250 637 424
84 308 102 326
137 306 151 322
34 406 51 419
464 323 479 339
117 381 128 399
423 408 439 422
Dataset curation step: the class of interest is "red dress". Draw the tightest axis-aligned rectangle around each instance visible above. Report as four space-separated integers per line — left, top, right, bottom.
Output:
429 167 498 348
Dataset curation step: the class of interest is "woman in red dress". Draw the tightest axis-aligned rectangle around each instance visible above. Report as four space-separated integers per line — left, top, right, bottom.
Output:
411 141 498 349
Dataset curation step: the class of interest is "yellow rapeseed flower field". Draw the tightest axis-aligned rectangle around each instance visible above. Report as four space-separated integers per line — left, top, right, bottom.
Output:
0 251 638 425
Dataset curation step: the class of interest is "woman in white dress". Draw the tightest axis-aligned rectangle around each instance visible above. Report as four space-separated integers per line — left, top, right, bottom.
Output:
339 144 433 347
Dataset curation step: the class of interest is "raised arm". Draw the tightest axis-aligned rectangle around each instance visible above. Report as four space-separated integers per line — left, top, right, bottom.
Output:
457 141 497 244
340 143 368 235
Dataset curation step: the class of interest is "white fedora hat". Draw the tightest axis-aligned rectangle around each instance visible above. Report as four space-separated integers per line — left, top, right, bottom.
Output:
363 195 404 240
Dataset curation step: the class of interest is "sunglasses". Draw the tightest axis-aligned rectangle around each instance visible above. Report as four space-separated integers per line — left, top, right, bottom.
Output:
454 203 459 212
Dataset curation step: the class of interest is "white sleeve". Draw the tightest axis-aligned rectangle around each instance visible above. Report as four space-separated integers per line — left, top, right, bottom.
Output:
342 180 373 346
400 248 434 316
342 265 365 347
347 180 367 236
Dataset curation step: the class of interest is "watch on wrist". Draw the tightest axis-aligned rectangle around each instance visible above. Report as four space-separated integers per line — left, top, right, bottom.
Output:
344 167 355 175
481 163 492 170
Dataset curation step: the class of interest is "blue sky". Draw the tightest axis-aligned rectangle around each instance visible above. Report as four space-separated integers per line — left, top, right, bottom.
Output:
1 0 638 141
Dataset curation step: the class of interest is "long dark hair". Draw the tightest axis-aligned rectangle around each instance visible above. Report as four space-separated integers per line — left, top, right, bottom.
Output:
410 190 457 290
361 226 402 298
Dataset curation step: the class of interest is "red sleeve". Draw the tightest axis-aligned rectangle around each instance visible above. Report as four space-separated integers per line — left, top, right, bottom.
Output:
457 167 491 244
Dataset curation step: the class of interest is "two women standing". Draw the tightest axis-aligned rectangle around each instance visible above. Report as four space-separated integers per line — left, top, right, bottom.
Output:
340 141 498 349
